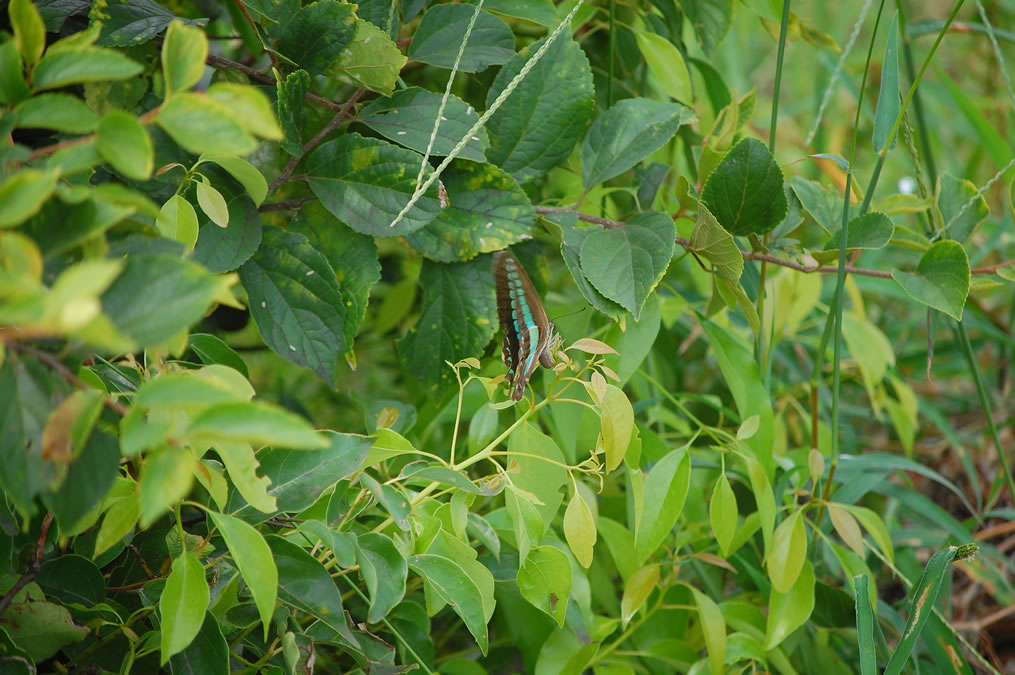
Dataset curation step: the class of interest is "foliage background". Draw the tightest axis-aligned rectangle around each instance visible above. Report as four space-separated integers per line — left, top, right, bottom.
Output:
0 0 1012 672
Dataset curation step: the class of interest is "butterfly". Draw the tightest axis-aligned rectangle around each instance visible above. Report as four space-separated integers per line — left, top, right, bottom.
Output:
493 251 559 400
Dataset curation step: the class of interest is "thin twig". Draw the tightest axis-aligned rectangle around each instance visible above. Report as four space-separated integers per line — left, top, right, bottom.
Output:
258 196 315 212
5 343 129 416
204 53 347 112
0 513 53 615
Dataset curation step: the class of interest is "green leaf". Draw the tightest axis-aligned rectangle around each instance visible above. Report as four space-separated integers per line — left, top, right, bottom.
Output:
138 446 194 526
94 493 139 557
226 431 372 523
702 137 787 236
563 489 596 568
195 181 229 228
206 83 282 141
0 583 88 661
168 612 229 674
709 472 737 556
360 473 411 531
689 203 744 281
872 13 900 152
25 195 135 258
10 0 46 67
101 255 231 348
278 0 356 77
506 485 544 566
208 510 278 639
36 555 105 606
397 258 496 395
93 0 179 46
0 40 30 105
162 20 208 93
410 553 489 654
355 533 408 623
853 575 876 675
635 447 690 562
819 212 895 260
620 564 658 625
14 93 99 133
633 30 692 102
679 0 733 55
791 176 843 234
359 87 489 162
937 173 989 242
408 4 514 73
305 133 441 236
41 430 119 534
96 110 153 180
0 168 61 228
239 226 346 385
767 510 806 593
486 35 595 183
578 211 675 319
507 423 567 528
214 442 276 514
892 240 970 321
266 535 362 652
189 333 249 377
199 155 268 206
160 551 210 663
156 195 199 251
275 69 309 156
516 545 571 628
192 190 262 273
407 161 536 262
556 217 626 321
764 559 814 649
329 18 406 96
187 401 327 449
157 92 258 156
583 98 694 189
32 46 143 91
598 384 634 472
691 587 726 675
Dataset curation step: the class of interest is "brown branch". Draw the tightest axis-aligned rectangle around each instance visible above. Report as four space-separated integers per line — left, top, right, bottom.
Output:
0 513 53 615
268 88 365 194
204 53 347 112
5 343 129 416
259 196 316 212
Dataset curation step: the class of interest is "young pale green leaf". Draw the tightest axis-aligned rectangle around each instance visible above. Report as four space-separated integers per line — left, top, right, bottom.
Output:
843 504 894 565
10 0 46 67
214 442 275 514
208 511 277 639
96 110 153 180
187 401 327 449
563 489 596 568
620 564 658 625
138 446 194 527
764 559 815 650
767 510 806 593
329 19 406 96
160 551 210 663
199 155 268 206
709 472 737 556
32 47 143 91
702 137 787 236
598 384 634 473
94 494 140 557
157 93 258 156
206 83 282 141
407 162 535 262
506 485 544 566
355 533 408 623
508 423 567 526
14 93 99 133
635 447 690 563
162 20 208 93
397 258 496 395
408 4 514 73
409 553 490 654
691 587 726 675
937 173 989 242
634 30 692 102
582 98 694 188
0 168 61 228
827 503 864 559
486 35 594 183
872 13 900 153
579 211 675 320
516 545 571 628
690 204 744 281
195 181 229 228
892 240 970 321
359 87 489 161
305 133 441 236
266 535 361 652
277 0 356 77
155 195 198 251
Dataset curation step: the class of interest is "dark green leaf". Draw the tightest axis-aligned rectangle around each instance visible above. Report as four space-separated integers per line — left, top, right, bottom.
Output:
409 554 489 654
193 191 262 274
702 137 787 236
305 133 442 236
679 0 732 55
188 334 249 377
276 69 310 156
360 473 411 531
555 216 626 321
25 195 135 257
582 98 694 189
239 226 346 384
36 555 105 606
41 429 119 533
277 0 356 76
578 211 675 319
355 533 408 623
485 35 594 183
358 87 489 162
408 4 514 73
396 258 497 395
168 612 229 674
406 161 536 262
0 583 88 661
892 240 970 321
94 0 180 46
